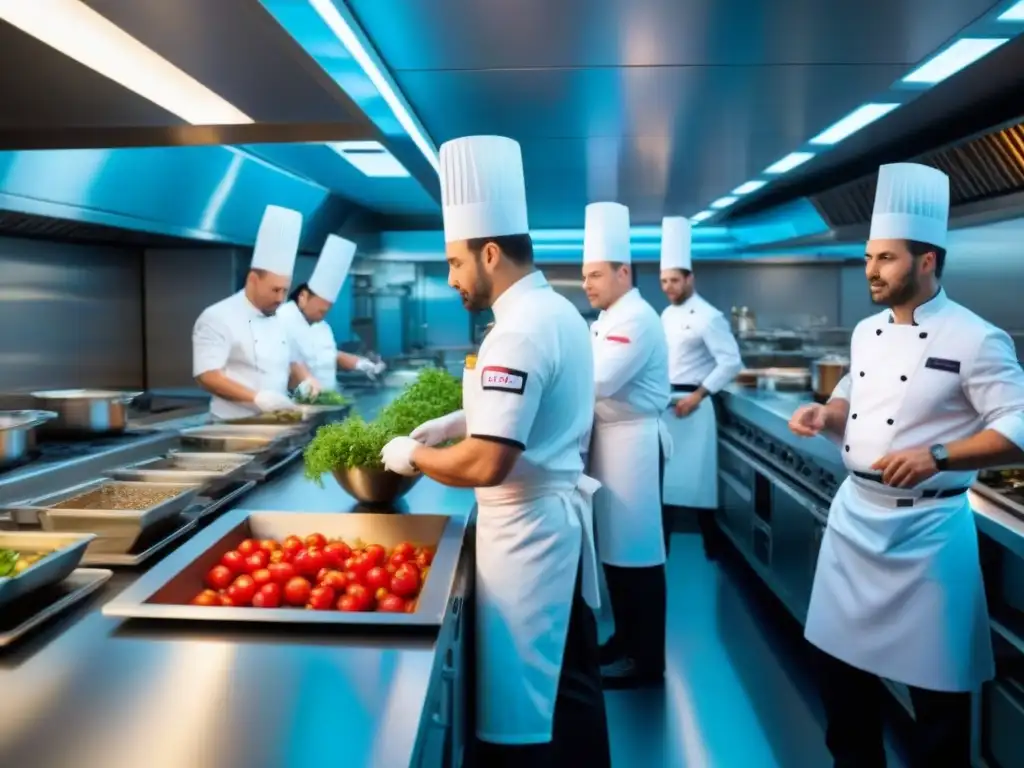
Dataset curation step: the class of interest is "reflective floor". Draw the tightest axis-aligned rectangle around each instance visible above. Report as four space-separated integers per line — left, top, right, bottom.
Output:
605 533 908 768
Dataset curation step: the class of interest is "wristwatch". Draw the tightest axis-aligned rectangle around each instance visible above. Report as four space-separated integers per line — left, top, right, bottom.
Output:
929 443 949 471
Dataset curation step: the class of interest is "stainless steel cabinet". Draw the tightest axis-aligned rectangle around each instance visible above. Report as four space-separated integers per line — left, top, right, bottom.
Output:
982 679 1024 767
768 472 828 623
718 438 755 552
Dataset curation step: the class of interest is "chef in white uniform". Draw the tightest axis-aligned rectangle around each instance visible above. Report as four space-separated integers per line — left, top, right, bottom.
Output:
581 201 671 688
789 162 1024 767
277 235 386 389
379 135 611 767
192 205 320 420
659 216 742 558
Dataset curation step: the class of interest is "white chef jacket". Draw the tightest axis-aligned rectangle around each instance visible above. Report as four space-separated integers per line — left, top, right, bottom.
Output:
192 291 303 420
662 294 742 391
469 271 594 482
277 301 340 388
591 288 670 417
829 288 1024 493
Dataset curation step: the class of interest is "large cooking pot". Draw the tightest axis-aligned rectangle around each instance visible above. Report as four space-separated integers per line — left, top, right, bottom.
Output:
0 410 58 469
30 389 142 435
812 355 851 403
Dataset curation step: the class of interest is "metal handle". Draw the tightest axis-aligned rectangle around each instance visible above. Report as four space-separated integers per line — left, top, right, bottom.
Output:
431 661 456 729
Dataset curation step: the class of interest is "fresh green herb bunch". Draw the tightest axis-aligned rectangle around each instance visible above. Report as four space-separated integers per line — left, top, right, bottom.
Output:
294 390 352 406
303 367 462 486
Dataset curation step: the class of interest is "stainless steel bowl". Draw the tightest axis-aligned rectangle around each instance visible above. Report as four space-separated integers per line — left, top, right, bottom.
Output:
0 410 58 469
331 466 422 506
30 389 142 435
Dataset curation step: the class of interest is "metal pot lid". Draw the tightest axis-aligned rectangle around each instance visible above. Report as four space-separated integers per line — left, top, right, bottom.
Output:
30 389 143 401
0 410 58 430
814 354 850 364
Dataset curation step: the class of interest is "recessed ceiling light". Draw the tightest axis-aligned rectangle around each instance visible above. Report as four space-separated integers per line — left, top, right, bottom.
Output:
328 141 411 177
0 0 252 125
902 38 1010 85
998 1 1024 22
810 103 900 145
690 211 713 223
733 180 767 195
764 152 816 175
710 196 738 209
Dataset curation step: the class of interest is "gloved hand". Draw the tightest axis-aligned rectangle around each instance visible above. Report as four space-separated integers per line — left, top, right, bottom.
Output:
254 390 297 413
295 377 322 399
381 436 421 476
356 358 387 380
410 410 466 446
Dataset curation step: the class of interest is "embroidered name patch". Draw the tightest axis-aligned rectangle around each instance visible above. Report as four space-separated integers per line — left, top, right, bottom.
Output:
606 335 631 344
481 366 528 394
925 357 961 374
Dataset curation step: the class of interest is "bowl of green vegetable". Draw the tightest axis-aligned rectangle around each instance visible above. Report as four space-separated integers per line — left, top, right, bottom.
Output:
303 368 463 507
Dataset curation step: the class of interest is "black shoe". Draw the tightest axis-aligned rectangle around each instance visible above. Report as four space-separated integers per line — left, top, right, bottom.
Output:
600 657 664 689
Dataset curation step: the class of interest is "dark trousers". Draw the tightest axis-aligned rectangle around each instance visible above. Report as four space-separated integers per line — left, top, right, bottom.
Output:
476 563 612 768
602 563 667 674
814 648 972 768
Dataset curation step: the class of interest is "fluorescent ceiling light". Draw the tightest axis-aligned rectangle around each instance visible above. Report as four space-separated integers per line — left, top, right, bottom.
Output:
765 152 816 175
710 196 738 210
0 0 252 125
902 38 1009 85
690 211 713 223
810 103 900 146
309 0 439 173
733 180 767 195
328 141 410 178
998 1 1024 21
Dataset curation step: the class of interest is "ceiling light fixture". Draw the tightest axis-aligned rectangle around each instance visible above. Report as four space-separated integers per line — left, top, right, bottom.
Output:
732 181 767 195
999 1 1024 21
710 196 738 210
328 141 411 178
764 152 816 175
0 0 252 125
690 211 713 223
810 102 900 145
902 38 1010 85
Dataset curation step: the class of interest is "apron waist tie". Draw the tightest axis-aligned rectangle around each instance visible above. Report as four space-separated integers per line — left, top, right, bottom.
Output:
671 384 700 393
850 472 969 506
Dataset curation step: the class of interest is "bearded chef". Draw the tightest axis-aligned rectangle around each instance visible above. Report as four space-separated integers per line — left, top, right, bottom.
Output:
789 162 1024 767
581 201 671 688
379 135 611 767
278 235 386 390
660 216 742 558
192 205 320 420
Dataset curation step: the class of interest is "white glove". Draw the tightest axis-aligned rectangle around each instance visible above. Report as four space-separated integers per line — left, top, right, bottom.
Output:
356 358 387 380
410 411 466 446
295 377 321 399
254 390 297 413
381 436 421 476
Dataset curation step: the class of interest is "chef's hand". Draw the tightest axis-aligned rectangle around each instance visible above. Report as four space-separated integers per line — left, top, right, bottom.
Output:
381 436 421 476
871 447 939 488
295 377 321 399
254 390 297 413
356 358 387 381
789 403 827 437
674 393 703 418
410 411 466 446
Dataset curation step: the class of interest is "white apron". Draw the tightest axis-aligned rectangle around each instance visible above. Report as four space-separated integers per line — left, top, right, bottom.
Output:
212 313 292 420
308 322 339 389
463 361 601 744
805 317 994 692
662 391 718 508
590 403 667 567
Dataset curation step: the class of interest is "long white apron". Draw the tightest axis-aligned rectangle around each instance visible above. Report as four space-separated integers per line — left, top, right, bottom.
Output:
662 392 718 508
212 313 292 420
463 362 602 744
590 408 666 568
805 480 993 691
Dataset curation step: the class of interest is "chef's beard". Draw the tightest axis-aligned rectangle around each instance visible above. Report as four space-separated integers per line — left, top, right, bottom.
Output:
460 272 493 312
870 268 918 307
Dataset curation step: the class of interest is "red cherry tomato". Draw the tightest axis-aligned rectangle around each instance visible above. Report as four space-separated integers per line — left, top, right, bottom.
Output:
323 541 351 567
415 548 435 568
251 583 282 608
269 550 289 564
283 577 312 606
306 585 335 611
292 550 320 578
237 538 260 556
267 562 296 584
398 560 420 577
363 544 386 566
305 533 328 550
259 539 280 554
390 568 419 598
389 551 410 569
251 568 273 587
345 583 372 611
190 589 220 606
282 536 304 556
337 594 363 612
343 569 363 587
321 570 348 591
365 566 390 591
393 541 416 559
226 574 257 606
378 594 407 613
375 587 390 603
205 565 234 591
244 551 269 573
349 555 373 576
218 593 234 606
220 550 246 573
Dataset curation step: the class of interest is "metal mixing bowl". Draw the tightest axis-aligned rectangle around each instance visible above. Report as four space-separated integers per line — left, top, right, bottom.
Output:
331 466 422 506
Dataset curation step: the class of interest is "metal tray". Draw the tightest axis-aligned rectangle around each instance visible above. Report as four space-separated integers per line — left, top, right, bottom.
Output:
103 452 254 495
0 531 96 607
103 508 468 627
0 568 112 647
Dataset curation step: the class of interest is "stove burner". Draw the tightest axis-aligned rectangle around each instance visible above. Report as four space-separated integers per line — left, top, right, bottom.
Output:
0 431 153 478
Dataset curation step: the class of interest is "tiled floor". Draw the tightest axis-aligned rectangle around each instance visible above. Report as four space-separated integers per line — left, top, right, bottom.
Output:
604 533 907 767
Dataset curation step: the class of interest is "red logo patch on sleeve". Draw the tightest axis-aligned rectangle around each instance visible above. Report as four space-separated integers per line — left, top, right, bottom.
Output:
481 366 528 395
606 335 631 344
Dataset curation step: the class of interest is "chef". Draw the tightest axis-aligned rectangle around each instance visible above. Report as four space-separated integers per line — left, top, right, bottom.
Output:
278 234 387 390
659 216 742 558
379 135 611 767
192 205 320 420
789 162 1024 767
581 201 670 688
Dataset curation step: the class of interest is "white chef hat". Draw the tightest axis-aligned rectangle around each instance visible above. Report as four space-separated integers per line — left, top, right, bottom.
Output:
660 216 692 271
308 235 356 303
583 202 631 265
250 205 303 277
868 162 949 248
439 135 529 243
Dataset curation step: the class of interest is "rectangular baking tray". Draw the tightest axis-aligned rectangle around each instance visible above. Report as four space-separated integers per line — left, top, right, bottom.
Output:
0 531 96 607
0 568 112 647
102 452 254 496
103 508 468 626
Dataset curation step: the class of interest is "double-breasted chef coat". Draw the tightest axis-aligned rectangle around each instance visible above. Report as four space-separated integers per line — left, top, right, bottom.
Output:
805 289 1024 691
192 291 303 421
462 270 602 744
590 287 671 567
277 301 341 389
661 293 743 508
